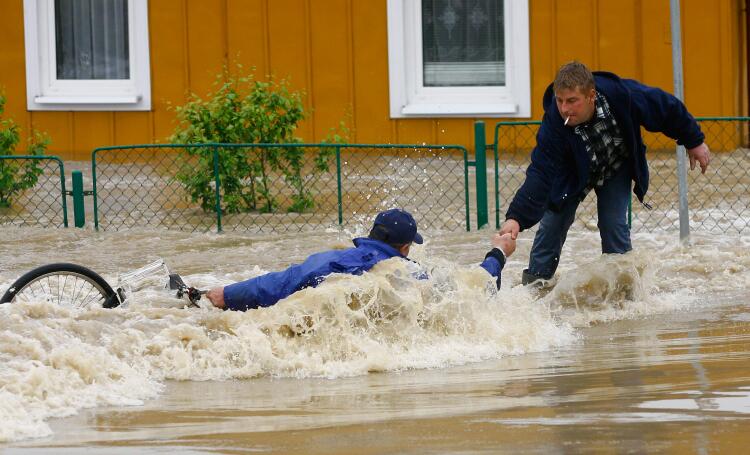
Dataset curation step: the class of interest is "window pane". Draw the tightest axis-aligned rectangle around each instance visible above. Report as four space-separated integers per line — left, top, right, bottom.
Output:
55 0 130 80
422 0 505 87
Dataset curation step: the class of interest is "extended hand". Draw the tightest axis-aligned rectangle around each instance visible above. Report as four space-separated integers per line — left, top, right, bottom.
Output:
499 219 520 240
687 142 711 174
206 287 225 309
492 232 516 258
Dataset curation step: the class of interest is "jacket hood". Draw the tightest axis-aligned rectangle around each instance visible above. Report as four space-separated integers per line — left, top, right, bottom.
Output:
352 237 404 257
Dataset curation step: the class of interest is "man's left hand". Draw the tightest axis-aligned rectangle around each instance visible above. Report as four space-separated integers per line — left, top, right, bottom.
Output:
687 142 711 174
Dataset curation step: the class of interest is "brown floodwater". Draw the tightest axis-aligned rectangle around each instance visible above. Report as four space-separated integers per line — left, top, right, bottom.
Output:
1 223 750 453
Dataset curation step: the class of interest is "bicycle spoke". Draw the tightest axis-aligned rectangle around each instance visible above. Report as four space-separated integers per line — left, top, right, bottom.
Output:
70 276 83 305
38 278 50 300
78 286 98 309
56 274 63 306
47 276 57 302
60 274 70 306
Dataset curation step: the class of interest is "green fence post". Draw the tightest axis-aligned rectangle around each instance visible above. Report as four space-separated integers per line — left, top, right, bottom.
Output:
56 158 69 228
493 137 500 229
213 145 223 233
628 196 632 228
474 121 489 229
91 149 99 230
71 170 85 228
463 147 471 231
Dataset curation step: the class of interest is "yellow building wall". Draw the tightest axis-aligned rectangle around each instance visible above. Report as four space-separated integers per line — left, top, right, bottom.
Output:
0 0 744 160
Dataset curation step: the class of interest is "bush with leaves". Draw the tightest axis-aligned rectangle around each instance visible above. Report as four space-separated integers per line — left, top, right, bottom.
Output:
171 68 340 214
276 120 351 213
0 94 48 208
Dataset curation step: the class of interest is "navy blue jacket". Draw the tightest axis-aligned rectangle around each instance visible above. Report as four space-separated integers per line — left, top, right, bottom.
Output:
506 72 705 230
223 238 506 311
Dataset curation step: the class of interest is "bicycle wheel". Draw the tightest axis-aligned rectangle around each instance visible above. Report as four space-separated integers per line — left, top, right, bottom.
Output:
0 263 121 309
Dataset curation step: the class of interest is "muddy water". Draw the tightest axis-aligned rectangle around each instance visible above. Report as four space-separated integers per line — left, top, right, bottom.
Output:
1 225 750 453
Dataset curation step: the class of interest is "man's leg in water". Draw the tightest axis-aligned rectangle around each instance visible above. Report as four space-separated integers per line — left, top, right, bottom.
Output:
595 164 632 254
524 198 580 284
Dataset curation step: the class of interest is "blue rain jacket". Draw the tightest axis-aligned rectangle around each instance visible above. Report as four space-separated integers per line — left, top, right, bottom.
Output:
506 72 705 231
223 238 506 311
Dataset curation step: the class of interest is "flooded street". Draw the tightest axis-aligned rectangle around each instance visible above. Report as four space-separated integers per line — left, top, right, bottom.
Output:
1 225 750 453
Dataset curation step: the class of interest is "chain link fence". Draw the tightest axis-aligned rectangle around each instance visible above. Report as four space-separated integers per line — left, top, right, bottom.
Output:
92 144 469 233
5 118 746 235
491 118 750 234
0 155 68 228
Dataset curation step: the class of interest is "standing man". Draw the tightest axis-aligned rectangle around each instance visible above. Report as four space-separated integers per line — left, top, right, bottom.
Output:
499 61 711 285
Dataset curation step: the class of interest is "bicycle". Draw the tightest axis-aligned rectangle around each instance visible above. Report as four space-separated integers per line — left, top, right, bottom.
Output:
0 259 207 309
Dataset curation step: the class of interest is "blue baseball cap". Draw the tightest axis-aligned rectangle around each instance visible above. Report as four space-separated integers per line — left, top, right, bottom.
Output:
373 208 423 245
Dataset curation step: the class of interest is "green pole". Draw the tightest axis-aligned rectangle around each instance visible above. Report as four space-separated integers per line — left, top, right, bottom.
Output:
71 170 85 228
213 145 223 233
463 148 470 231
91 149 99 230
474 121 489 229
57 159 69 228
493 143 500 229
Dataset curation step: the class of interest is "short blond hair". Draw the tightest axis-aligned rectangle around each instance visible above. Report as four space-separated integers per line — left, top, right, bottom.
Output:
553 61 595 93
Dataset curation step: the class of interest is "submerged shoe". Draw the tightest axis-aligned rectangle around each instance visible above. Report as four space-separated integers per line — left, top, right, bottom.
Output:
522 269 549 285
521 269 556 296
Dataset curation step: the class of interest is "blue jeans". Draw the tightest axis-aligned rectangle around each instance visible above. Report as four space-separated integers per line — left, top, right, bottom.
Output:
527 164 633 279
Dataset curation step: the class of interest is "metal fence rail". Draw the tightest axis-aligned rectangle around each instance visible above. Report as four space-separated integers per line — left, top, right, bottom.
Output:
491 118 750 234
92 143 469 233
0 155 68 228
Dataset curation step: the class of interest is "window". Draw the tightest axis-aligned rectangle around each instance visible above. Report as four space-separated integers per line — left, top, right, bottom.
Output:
387 0 529 118
23 0 151 111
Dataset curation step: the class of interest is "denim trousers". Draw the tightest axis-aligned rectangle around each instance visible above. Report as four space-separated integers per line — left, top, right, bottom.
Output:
527 163 633 279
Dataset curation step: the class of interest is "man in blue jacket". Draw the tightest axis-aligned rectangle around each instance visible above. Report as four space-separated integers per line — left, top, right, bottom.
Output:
499 61 711 285
206 208 516 311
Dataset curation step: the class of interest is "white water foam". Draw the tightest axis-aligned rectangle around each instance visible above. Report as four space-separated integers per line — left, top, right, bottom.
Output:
3 230 750 442
0 258 574 442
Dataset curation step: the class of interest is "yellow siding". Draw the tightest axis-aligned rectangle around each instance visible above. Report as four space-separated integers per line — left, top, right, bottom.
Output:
0 0 744 159
0 0 31 146
227 0 268 79
149 0 187 145
309 0 352 140
351 0 393 142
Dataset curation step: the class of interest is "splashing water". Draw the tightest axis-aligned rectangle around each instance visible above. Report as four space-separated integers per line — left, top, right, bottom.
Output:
0 253 575 442
2 227 749 443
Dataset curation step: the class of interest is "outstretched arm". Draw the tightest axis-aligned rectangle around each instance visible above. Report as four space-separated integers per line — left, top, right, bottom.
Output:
480 233 516 289
504 119 566 231
625 78 710 173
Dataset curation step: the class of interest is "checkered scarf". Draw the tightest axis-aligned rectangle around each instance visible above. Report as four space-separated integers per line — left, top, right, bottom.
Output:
573 92 629 197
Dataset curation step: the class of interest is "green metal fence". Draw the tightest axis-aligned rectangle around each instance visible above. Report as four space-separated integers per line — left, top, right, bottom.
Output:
0 155 68 228
7 117 746 235
489 118 750 233
92 143 470 233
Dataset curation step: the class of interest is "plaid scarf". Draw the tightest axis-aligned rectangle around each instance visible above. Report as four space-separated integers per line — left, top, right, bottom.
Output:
573 92 628 197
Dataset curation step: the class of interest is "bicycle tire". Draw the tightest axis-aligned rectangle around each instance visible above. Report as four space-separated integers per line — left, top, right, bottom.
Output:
0 263 121 309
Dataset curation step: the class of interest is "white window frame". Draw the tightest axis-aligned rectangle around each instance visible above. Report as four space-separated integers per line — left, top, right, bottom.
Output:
23 0 151 111
387 0 530 118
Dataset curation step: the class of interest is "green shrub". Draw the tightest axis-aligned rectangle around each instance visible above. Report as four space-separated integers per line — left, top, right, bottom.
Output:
280 120 351 213
0 94 48 208
171 67 341 214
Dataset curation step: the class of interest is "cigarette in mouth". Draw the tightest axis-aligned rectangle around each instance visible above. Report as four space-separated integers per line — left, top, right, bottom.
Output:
564 116 570 126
